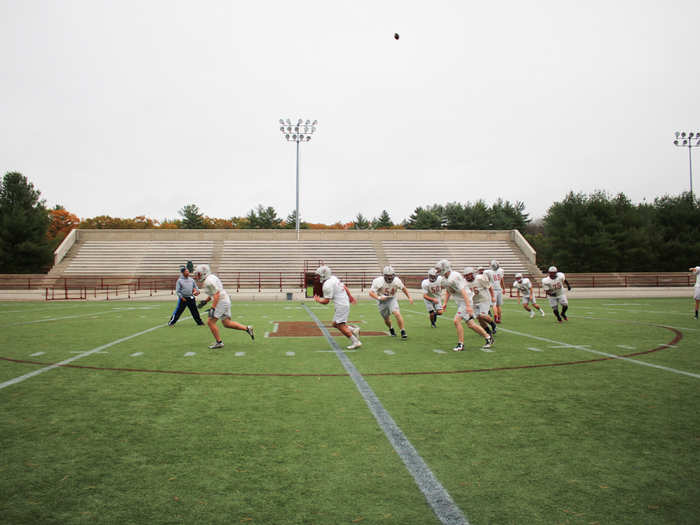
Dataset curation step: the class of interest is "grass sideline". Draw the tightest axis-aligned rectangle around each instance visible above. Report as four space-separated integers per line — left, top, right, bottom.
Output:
0 297 698 524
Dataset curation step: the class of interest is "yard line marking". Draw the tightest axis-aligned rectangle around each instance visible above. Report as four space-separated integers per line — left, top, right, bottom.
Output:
304 304 469 525
616 345 636 350
235 352 245 357
285 352 295 357
30 352 45 357
130 352 144 357
384 350 395 356
0 324 165 391
184 352 196 357
500 328 700 380
527 347 543 352
433 349 447 354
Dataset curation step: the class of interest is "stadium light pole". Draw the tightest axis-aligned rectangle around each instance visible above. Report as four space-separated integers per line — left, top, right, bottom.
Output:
279 118 317 240
673 130 700 199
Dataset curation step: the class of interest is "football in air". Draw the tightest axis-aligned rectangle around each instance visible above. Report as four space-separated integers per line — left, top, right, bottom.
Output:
394 33 399 40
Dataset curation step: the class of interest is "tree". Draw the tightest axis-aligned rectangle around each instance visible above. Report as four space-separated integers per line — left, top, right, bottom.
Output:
48 205 80 243
246 205 282 229
283 210 308 229
178 204 205 229
0 172 53 273
353 213 371 229
404 205 445 229
373 210 393 229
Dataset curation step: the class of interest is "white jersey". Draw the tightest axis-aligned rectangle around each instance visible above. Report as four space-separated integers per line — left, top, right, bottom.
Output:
542 272 567 297
371 276 405 302
443 271 473 303
202 274 229 302
695 267 700 288
467 273 492 304
322 275 349 307
421 276 443 299
489 267 504 291
513 277 533 295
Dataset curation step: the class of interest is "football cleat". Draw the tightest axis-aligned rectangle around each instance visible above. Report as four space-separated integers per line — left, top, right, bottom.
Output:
401 330 407 339
452 342 464 352
529 310 535 318
482 337 494 349
208 341 224 349
389 327 396 337
347 341 362 350
246 326 255 340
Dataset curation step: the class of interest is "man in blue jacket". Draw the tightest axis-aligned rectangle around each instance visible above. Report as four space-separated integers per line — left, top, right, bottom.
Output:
168 266 205 326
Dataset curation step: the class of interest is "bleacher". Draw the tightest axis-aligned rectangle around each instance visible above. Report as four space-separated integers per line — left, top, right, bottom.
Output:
382 240 531 278
219 240 379 273
62 241 215 276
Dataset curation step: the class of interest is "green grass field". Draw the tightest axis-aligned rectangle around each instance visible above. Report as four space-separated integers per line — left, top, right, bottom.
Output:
0 297 698 525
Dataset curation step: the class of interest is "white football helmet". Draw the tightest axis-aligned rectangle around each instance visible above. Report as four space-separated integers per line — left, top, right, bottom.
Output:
514 272 523 281
477 266 485 274
315 265 332 282
383 265 396 283
428 268 438 282
194 264 210 281
490 259 500 270
463 266 475 281
435 259 451 275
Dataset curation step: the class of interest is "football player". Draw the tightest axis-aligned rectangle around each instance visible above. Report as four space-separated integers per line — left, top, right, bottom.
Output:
512 273 545 318
541 266 572 322
369 266 413 339
690 266 700 320
489 260 505 323
434 259 493 351
464 267 497 338
194 264 254 348
313 265 362 349
421 268 444 328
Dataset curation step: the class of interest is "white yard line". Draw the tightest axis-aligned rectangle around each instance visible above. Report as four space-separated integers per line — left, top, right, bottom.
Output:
0 324 165 391
500 328 700 380
304 304 469 525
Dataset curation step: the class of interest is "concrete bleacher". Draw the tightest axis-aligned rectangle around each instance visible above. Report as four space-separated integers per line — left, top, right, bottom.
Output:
62 240 215 276
382 240 532 278
218 240 380 275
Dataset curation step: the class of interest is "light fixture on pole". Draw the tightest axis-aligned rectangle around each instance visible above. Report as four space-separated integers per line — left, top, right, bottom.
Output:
673 131 700 198
279 118 317 239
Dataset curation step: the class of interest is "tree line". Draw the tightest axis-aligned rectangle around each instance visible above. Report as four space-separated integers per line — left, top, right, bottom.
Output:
1 171 698 273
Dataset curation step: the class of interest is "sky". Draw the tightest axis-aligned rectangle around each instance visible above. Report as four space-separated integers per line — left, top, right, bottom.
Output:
2 0 699 224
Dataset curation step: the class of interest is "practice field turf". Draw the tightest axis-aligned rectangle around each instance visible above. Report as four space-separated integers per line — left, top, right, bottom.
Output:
0 297 698 524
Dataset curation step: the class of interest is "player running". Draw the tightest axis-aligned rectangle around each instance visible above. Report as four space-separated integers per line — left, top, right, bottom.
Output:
313 265 362 349
512 273 545 318
369 266 414 339
542 266 572 323
434 259 493 351
194 264 254 349
421 268 444 328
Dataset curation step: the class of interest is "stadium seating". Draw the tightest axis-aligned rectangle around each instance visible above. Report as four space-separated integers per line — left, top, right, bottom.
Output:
61 240 215 276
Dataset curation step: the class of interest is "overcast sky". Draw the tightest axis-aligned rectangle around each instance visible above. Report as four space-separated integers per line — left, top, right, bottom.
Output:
2 1 699 224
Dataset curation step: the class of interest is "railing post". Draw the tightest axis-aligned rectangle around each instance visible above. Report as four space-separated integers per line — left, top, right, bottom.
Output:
258 272 261 292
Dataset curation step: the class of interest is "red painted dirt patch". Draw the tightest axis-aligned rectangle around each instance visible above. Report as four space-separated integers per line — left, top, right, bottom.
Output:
269 321 386 338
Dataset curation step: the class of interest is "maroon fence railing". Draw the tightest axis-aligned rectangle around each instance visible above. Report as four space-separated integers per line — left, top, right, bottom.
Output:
0 271 694 301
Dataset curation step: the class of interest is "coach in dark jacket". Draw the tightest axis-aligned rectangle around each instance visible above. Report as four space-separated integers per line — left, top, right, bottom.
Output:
168 266 205 326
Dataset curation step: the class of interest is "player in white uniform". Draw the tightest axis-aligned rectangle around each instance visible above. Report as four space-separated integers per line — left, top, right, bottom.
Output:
434 259 493 351
690 266 700 320
464 267 497 338
489 260 505 323
476 266 498 334
513 273 545 318
194 264 254 349
369 266 413 339
541 265 571 323
313 265 362 349
421 268 444 328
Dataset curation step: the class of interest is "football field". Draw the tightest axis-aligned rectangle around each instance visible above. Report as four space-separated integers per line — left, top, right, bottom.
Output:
1 297 698 524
